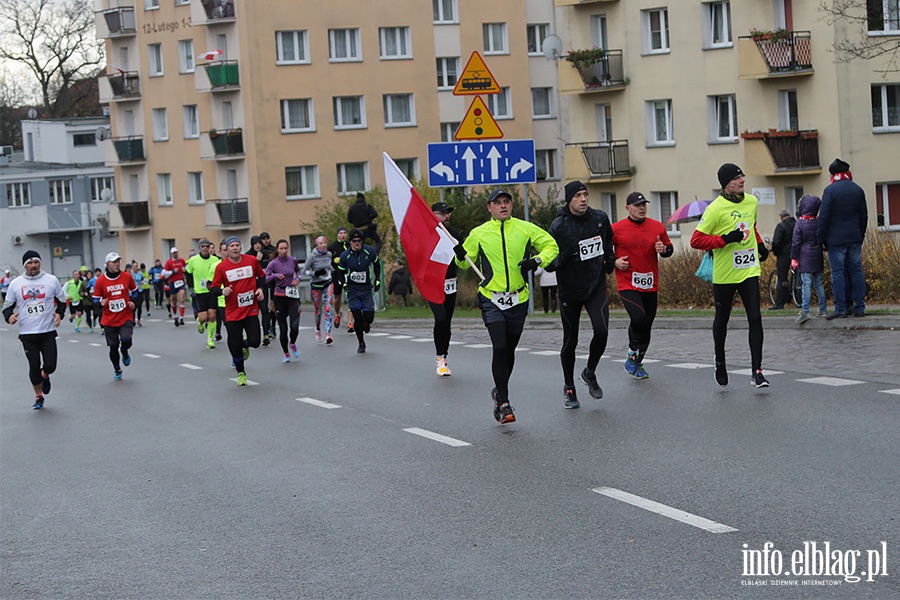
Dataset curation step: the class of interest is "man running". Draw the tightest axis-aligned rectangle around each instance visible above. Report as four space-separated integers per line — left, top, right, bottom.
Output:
163 247 187 326
93 252 138 381
547 181 615 409
2 250 67 409
429 201 462 377
149 259 165 307
327 227 350 331
210 236 265 386
612 192 674 379
690 163 770 388
64 270 83 330
338 229 382 353
186 239 222 349
456 189 559 423
303 235 334 344
266 238 303 361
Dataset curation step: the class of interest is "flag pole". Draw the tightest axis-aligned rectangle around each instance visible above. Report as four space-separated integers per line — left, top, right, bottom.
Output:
436 221 485 282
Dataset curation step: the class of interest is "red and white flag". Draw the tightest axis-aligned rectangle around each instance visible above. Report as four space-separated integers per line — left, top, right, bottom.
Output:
197 49 223 61
383 152 456 304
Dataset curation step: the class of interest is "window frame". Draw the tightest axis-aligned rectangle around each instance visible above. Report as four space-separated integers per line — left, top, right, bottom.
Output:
90 177 115 203
436 57 459 89
867 0 900 34
148 43 164 77
383 93 416 127
333 96 367 130
178 39 195 73
156 173 173 206
531 87 553 119
487 87 512 120
394 158 419 180
527 23 550 56
336 162 369 195
7 182 31 208
653 191 680 235
280 98 316 133
702 1 732 49
871 83 900 132
483 22 509 55
145 0 159 9
646 99 675 146
329 28 362 62
285 165 320 200
152 107 169 142
379 26 412 60
49 178 74 205
642 8 670 54
433 0 457 24
875 181 900 230
276 30 310 65
440 121 460 142
708 94 738 142
187 172 204 205
535 149 558 181
183 104 199 139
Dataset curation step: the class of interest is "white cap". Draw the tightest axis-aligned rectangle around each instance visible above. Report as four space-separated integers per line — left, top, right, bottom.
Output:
170 247 178 254
105 252 121 263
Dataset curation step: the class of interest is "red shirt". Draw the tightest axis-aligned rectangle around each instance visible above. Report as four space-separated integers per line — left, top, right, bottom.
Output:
164 257 187 291
93 272 137 327
611 217 672 293
211 254 265 321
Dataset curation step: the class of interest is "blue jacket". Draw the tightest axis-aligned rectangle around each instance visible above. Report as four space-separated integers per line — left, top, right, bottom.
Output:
817 179 867 247
791 195 825 273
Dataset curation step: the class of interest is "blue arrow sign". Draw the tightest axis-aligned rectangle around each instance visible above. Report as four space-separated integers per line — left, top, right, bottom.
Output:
427 139 536 188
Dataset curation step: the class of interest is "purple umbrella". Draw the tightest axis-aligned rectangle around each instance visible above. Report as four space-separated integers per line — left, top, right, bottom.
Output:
668 199 713 224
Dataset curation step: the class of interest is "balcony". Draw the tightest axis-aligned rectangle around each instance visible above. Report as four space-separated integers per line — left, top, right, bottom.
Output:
112 201 151 230
194 0 236 26
101 70 141 102
205 129 244 160
555 0 618 6
206 198 250 230
738 30 813 80
97 6 136 38
741 130 821 176
204 60 240 90
112 136 145 163
565 141 632 181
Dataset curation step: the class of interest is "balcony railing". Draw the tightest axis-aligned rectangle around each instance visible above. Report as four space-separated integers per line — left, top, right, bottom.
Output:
201 0 235 21
106 70 141 99
567 50 625 90
568 140 632 178
112 136 145 163
101 7 136 37
209 129 244 156
116 201 151 229
762 130 820 170
204 60 240 89
212 198 250 226
744 30 812 74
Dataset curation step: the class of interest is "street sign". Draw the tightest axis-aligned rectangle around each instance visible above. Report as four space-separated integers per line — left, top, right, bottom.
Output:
452 51 501 95
428 139 536 187
455 96 503 140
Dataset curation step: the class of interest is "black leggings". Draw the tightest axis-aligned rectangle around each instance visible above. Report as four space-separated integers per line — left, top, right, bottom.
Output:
352 310 375 345
559 286 609 386
154 281 165 306
429 292 457 357
485 319 525 403
541 285 558 313
226 315 261 373
619 290 658 359
712 277 764 371
273 294 300 353
216 306 225 335
104 322 134 371
21 332 58 386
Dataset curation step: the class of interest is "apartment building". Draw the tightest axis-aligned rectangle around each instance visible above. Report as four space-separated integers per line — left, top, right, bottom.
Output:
94 0 568 262
556 0 899 246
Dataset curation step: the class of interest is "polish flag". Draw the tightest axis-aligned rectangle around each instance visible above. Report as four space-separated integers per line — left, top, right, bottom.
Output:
197 49 223 61
383 152 456 304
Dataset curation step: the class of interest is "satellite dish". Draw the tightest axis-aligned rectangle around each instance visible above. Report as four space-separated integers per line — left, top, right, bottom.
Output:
27 108 38 119
95 127 111 142
542 34 564 61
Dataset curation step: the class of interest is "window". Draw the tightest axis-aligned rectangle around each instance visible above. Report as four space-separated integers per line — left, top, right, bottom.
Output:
281 98 315 132
653 191 679 234
6 182 30 207
152 108 168 141
379 27 411 59
440 121 460 142
646 99 674 145
531 87 553 118
187 172 204 205
436 57 459 89
641 8 670 53
708 94 737 141
702 2 732 48
175 0 189 5
867 0 900 33
289 235 309 262
178 39 194 73
527 23 550 55
433 0 457 24
483 23 508 54
871 83 900 131
148 43 164 76
329 28 361 62
337 162 368 195
383 94 415 127
333 96 366 129
90 177 115 202
875 182 900 229
285 165 320 200
183 105 199 139
778 90 799 130
535 150 557 181
49 179 73 205
145 0 158 9
276 30 309 64
487 87 512 119
601 193 618 223
157 174 173 206
394 158 419 180
785 186 804 217
73 133 96 147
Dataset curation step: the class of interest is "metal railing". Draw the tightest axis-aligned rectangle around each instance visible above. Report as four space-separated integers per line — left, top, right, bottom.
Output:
107 71 140 98
211 198 250 225
568 140 632 177
112 136 145 162
201 0 235 21
117 201 151 228
208 129 243 156
102 7 136 36
568 49 625 89
763 131 820 170
743 30 812 73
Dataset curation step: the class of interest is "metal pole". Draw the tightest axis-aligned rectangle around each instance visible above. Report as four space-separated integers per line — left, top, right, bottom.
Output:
524 183 533 314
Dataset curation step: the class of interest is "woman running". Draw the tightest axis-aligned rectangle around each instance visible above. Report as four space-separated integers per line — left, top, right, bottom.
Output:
303 235 335 344
265 239 302 362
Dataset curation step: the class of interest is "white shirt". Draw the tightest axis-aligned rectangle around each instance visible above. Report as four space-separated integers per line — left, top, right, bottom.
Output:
2 272 66 335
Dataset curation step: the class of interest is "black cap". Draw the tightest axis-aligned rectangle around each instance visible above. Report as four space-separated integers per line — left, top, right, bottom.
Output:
829 158 850 175
488 189 512 203
564 180 588 204
250 235 261 245
259 231 270 239
356 192 366 201
22 249 41 266
717 163 744 189
348 228 364 240
199 238 212 246
626 192 649 206
431 201 454 213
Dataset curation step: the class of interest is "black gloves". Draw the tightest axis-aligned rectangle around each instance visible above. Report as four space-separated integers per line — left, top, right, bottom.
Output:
721 229 744 245
757 243 769 262
518 257 540 279
453 243 467 261
314 268 327 277
373 280 381 292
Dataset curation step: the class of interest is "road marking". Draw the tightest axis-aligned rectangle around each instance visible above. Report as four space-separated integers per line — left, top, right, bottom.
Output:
179 363 203 370
576 354 590 360
592 487 738 534
530 350 558 356
295 397 341 409
90 343 102 347
387 335 413 340
465 344 492 349
729 369 784 376
514 347 531 352
366 332 389 337
68 339 80 343
448 341 465 346
640 358 661 364
0 327 8 331
880 389 900 395
410 338 433 343
148 319 162 322
403 428 471 447
143 353 161 359
798 376 865 387
230 377 259 386
666 362 713 369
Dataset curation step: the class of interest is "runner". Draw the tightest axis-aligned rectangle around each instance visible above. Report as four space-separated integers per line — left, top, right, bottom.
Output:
303 235 334 344
77 268 95 333
89 268 103 333
456 189 559 423
611 192 674 379
210 236 266 386
547 181 615 409
163 247 187 326
149 259 165 307
245 235 273 346
327 227 350 331
337 229 382 353
690 163 770 388
138 263 152 316
2 250 67 409
429 201 462 377
186 239 222 349
265 239 303 362
64 270 82 330
93 252 138 380
215 240 227 342
131 264 146 326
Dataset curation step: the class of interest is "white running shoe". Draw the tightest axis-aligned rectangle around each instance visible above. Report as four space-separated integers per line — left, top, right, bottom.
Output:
436 357 451 377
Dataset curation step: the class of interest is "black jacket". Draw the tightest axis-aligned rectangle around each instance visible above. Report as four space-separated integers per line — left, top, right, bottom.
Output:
347 199 378 228
771 216 796 258
817 179 868 247
388 268 411 295
547 206 615 302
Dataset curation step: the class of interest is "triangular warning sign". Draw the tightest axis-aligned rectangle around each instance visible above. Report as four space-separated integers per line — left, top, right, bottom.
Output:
455 96 503 140
452 51 501 96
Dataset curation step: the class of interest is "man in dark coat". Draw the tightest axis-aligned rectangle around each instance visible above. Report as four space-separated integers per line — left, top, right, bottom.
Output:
347 192 382 252
769 209 797 309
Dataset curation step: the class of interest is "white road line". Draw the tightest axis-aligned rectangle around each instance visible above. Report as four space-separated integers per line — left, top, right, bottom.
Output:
68 339 80 343
148 319 162 322
530 350 559 356
366 332 389 337
299 326 314 330
0 327 8 331
448 341 465 346
798 376 865 387
403 428 471 447
729 369 784 376
465 344 492 349
576 354 590 360
90 343 102 347
592 487 738 534
880 389 900 395
179 363 203 370
143 353 162 359
410 338 434 343
295 397 341 409
666 362 713 369
229 377 259 386
640 359 661 364
514 347 531 352
387 335 413 340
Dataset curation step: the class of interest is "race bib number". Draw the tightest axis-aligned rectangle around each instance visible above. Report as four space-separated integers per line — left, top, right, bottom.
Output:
237 291 255 307
284 285 300 299
349 271 367 284
491 291 519 311
631 271 654 290
109 298 126 313
199 279 208 290
173 279 184 289
444 278 458 295
226 266 254 283
25 302 45 316
579 236 604 261
733 248 757 269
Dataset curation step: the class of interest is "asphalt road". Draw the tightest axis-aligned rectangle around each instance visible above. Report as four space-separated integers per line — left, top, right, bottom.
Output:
2 313 898 599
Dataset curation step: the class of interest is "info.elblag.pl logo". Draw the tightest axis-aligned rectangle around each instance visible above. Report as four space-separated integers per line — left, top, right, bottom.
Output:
741 541 889 586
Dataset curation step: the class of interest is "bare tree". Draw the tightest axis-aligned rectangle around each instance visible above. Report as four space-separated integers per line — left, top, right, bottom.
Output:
819 1 900 73
0 66 35 147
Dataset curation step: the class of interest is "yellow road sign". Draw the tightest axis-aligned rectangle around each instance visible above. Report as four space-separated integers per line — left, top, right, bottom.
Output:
455 96 503 140
452 51 501 95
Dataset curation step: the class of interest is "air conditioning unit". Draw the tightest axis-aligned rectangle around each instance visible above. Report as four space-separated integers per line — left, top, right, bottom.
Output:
12 234 23 245
0 145 13 156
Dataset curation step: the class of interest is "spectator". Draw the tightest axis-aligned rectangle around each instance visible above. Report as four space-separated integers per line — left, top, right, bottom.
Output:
347 192 382 252
791 195 828 324
769 208 796 309
0 269 11 302
388 260 412 307
535 265 558 313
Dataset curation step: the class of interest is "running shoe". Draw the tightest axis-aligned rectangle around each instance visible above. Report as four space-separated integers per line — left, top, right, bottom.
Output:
816 310 828 317
563 385 580 409
122 350 131 367
207 340 216 349
41 372 51 395
137 320 142 327
357 342 366 353
436 357 451 377
113 370 123 381
283 353 290 363
174 318 180 327
315 329 323 343
215 333 222 342
796 311 811 324
198 321 205 334
634 363 649 379
347 324 355 334
179 317 185 326
242 346 250 361
89 327 94 333
715 361 728 386
325 334 333 345
496 402 516 424
33 396 45 410
580 368 604 398
751 371 770 388
290 344 300 358
237 372 248 386
624 351 638 376
262 335 271 347
75 327 80 333
363 322 371 333
334 313 341 329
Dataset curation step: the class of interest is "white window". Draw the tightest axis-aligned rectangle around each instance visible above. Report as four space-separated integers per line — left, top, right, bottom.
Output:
876 182 900 229
440 122 460 142
433 0 457 24
289 235 310 261
778 89 799 131
483 23 508 55
641 8 670 54
601 193 618 223
487 87 512 119
90 177 115 202
178 39 194 73
702 2 732 48
535 149 558 181
531 87 553 118
329 28 361 62
148 43 164 76
152 108 168 141
708 94 737 141
6 182 30 207
49 179 73 205
281 98 315 132
73 133 95 147
379 27 411 59
175 0 189 5
333 96 366 129
383 94 415 127
394 158 419 180
337 162 369 195
527 23 550 55
157 173 173 206
785 186 804 217
187 172 204 205
145 0 158 9
646 99 674 146
872 83 900 131
653 191 680 234
276 30 309 64
183 105 199 139
436 57 459 89
285 165 320 200
868 0 900 33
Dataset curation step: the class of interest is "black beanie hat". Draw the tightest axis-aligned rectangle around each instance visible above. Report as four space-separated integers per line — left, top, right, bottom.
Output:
22 250 41 266
829 158 850 175
717 163 744 189
356 192 365 201
564 180 588 204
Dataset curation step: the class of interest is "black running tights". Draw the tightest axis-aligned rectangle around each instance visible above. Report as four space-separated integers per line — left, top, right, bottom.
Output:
273 295 300 353
21 332 58 386
429 293 457 357
104 322 134 371
226 315 261 373
619 290 658 359
559 286 609 386
485 320 524 402
352 310 375 345
712 277 763 371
